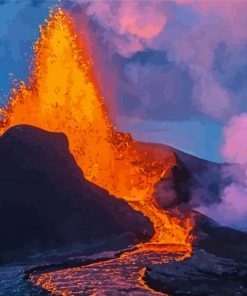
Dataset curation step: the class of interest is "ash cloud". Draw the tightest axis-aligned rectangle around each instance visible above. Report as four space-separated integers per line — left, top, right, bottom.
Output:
74 0 247 122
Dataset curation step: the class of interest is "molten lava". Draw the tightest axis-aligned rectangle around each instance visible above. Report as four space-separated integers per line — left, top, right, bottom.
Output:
0 9 193 251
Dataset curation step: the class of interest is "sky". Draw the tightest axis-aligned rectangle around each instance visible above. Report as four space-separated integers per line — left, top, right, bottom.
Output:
1 0 247 163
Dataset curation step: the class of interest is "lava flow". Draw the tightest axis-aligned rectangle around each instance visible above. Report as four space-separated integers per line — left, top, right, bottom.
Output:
0 9 194 252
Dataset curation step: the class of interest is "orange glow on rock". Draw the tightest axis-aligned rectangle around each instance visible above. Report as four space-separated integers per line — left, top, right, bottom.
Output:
0 9 194 252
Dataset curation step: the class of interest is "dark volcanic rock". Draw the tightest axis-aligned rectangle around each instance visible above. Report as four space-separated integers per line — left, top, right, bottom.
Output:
149 143 247 261
0 125 153 263
145 249 247 296
194 211 247 262
154 153 194 210
148 142 246 210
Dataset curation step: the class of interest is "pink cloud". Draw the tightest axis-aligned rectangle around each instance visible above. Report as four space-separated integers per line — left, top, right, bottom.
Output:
76 0 247 119
80 0 167 56
118 1 166 39
197 182 247 230
222 113 247 164
187 1 247 45
200 113 247 230
193 72 231 119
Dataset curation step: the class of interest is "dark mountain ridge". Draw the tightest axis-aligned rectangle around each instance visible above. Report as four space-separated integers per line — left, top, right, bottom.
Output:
0 125 153 263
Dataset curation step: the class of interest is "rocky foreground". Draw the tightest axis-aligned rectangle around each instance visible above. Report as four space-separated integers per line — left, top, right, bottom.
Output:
145 249 247 296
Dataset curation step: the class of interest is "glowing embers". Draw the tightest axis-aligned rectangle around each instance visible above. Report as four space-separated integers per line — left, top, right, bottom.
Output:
0 8 194 251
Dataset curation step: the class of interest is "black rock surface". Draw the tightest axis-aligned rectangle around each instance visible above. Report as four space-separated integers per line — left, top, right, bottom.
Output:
144 142 246 214
193 211 247 262
0 125 153 263
145 249 247 296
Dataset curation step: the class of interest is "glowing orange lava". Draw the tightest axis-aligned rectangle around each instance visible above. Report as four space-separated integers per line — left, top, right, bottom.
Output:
0 9 194 252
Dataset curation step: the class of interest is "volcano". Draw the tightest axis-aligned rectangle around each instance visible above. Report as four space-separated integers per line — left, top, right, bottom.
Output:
0 7 247 296
0 8 193 251
0 123 246 295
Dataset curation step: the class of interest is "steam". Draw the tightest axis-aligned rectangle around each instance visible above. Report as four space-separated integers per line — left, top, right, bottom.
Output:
197 183 247 231
78 0 167 56
197 114 247 231
223 114 247 164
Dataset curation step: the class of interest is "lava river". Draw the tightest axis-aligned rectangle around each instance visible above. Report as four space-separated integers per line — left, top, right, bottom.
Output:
29 249 186 295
